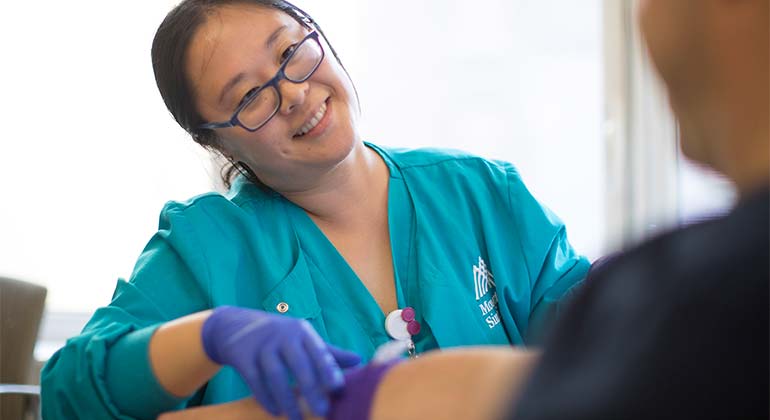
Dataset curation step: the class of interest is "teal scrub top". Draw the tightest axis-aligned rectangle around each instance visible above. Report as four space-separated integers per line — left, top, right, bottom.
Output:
41 143 590 419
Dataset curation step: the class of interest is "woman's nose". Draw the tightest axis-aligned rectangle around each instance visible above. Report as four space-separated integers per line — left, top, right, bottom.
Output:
278 79 309 115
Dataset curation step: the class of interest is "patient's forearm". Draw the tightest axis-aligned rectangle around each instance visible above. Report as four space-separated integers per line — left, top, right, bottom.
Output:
158 347 538 420
370 347 538 420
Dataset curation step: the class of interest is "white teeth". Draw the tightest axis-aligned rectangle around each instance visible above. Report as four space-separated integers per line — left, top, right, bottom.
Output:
296 101 327 137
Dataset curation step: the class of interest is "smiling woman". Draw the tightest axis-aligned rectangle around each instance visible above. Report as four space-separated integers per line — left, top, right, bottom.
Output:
38 1 590 419
153 1 361 191
182 5 362 192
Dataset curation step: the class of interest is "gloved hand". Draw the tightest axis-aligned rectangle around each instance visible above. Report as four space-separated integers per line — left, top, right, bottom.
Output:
201 306 361 420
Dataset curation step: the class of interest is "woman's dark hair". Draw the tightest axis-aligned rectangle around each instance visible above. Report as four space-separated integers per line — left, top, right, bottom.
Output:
151 0 354 189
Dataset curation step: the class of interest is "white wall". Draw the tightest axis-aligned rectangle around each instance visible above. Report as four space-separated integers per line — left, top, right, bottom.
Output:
1 1 216 313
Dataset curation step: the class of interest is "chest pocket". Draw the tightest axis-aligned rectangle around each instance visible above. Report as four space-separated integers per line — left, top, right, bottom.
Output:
420 262 513 348
261 252 323 324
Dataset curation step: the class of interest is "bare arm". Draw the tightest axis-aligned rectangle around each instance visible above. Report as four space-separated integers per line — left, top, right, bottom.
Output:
148 310 221 397
158 347 539 420
158 398 272 420
371 347 538 420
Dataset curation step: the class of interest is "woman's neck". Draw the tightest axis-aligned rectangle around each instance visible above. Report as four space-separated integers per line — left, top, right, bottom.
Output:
281 143 390 228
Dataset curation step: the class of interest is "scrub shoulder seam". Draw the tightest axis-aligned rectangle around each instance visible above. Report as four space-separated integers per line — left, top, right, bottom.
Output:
161 192 266 215
397 155 514 173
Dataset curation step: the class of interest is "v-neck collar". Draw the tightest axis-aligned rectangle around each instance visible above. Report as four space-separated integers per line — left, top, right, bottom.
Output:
284 143 416 346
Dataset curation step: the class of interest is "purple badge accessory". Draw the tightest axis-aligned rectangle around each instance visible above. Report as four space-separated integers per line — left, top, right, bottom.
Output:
384 306 421 358
384 307 421 340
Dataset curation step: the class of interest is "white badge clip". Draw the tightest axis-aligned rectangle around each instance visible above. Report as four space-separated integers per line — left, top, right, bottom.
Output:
383 307 420 358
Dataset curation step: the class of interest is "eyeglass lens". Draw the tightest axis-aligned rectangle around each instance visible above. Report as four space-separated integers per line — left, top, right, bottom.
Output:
239 37 323 129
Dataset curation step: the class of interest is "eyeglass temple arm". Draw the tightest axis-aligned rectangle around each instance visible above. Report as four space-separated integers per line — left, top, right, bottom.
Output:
199 121 235 130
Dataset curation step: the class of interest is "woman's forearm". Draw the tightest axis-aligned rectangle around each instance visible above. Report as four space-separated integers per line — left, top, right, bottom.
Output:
149 310 221 397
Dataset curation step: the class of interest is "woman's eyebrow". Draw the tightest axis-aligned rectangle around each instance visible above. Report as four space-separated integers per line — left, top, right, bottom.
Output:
265 25 287 49
217 24 288 107
218 72 247 107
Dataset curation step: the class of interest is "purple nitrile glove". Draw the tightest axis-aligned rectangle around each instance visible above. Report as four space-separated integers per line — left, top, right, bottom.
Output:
201 306 361 420
327 359 403 420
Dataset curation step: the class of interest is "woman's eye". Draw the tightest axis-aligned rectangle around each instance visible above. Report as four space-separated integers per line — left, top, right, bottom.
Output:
237 87 259 108
281 44 298 63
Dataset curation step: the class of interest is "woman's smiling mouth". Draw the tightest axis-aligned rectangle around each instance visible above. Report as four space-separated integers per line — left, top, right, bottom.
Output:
294 99 329 138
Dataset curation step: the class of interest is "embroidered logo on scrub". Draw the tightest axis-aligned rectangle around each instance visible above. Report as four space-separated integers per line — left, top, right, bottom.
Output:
473 256 501 329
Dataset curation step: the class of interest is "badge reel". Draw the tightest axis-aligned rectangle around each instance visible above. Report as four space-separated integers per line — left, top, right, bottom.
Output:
379 307 421 361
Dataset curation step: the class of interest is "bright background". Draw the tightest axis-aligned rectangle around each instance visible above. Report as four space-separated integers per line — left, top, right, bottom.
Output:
0 0 733 355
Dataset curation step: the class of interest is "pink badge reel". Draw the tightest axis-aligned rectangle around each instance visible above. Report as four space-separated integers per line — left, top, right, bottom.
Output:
384 307 421 357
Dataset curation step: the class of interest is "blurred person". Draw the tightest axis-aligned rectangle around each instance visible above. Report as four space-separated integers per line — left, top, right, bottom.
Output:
510 0 769 417
159 0 769 418
39 1 589 419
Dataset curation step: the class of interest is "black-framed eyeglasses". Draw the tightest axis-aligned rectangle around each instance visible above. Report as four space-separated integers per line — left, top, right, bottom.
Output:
199 31 324 132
